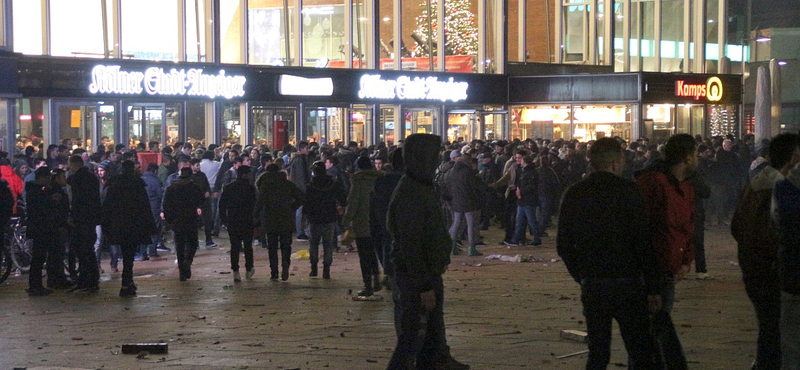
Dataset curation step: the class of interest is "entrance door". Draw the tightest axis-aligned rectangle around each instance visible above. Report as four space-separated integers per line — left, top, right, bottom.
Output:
481 111 507 141
251 106 297 150
54 102 117 153
406 108 438 138
378 105 397 146
350 105 373 147
127 104 166 150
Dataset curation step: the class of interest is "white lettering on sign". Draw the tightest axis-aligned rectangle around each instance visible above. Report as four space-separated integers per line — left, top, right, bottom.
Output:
357 74 469 102
88 65 246 99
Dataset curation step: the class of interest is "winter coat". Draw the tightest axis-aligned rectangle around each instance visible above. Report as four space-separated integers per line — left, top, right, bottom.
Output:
163 176 205 230
1 165 23 214
537 165 561 200
731 166 782 284
25 182 60 238
370 170 403 236
219 178 257 235
287 153 311 193
102 173 157 246
327 165 350 196
635 160 696 275
256 172 304 234
157 163 171 185
67 166 101 226
388 134 451 292
342 169 384 238
141 171 163 219
515 165 539 207
445 160 485 212
304 174 347 225
0 179 12 228
772 163 800 295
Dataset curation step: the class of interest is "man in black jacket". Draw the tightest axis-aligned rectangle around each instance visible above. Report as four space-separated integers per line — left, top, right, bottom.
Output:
67 155 101 292
163 167 206 281
219 165 257 283
507 155 541 246
191 158 215 248
445 155 486 256
557 138 662 369
257 164 304 280
304 163 347 279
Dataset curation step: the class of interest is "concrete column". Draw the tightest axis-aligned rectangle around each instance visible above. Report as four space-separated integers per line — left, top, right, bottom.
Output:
770 59 781 135
754 65 771 143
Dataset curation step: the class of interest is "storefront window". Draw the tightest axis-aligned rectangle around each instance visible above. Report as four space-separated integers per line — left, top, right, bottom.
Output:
572 105 631 142
0 100 7 152
377 0 397 70
447 113 476 143
249 0 293 66
483 111 505 141
58 104 115 153
515 105 572 141
301 1 344 67
351 0 373 69
221 103 241 146
631 1 656 71
250 106 296 150
186 0 209 62
305 107 341 144
406 109 436 137
128 105 162 150
646 104 676 142
350 107 370 147
50 0 105 57
660 0 684 72
378 106 396 145
708 104 738 138
220 0 245 64
613 1 625 71
121 0 179 60
187 102 207 148
12 0 43 55
15 99 44 154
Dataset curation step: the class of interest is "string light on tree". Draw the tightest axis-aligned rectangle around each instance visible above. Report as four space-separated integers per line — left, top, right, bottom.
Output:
412 0 478 57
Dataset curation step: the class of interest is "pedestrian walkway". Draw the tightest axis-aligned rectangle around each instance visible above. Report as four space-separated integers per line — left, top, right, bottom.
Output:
0 225 757 369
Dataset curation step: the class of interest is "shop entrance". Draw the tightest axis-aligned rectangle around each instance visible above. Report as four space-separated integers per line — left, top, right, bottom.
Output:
481 111 506 141
53 101 116 153
447 109 507 142
377 105 397 146
349 105 373 148
304 107 345 146
405 108 438 138
126 104 166 151
251 106 297 151
646 104 706 141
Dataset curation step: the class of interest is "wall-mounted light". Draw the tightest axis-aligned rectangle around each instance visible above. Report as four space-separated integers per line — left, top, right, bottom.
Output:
756 36 771 42
778 60 787 66
382 17 390 22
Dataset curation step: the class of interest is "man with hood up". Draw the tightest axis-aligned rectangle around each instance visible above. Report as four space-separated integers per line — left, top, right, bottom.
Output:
386 134 469 370
304 162 347 279
733 133 800 370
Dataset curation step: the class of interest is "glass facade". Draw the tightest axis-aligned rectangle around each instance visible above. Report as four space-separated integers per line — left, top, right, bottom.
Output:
513 104 632 142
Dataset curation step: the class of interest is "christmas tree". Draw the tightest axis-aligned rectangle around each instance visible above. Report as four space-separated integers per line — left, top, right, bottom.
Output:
412 0 478 57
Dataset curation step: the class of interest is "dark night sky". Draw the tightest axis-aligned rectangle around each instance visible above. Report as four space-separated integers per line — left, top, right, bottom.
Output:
750 0 800 28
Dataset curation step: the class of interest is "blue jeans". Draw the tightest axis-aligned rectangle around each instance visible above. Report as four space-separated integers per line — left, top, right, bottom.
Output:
449 210 480 247
309 222 336 267
511 205 540 244
652 275 688 370
536 196 555 237
782 292 800 369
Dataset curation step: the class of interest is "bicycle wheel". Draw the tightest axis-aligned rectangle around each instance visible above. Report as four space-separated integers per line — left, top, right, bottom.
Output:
0 244 11 284
11 236 32 273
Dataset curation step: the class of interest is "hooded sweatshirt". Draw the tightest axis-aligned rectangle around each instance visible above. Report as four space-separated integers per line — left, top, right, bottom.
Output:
772 163 800 294
388 134 452 292
732 165 783 282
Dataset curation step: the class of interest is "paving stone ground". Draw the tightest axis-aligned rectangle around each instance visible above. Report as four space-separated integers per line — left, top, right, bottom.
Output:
0 223 757 370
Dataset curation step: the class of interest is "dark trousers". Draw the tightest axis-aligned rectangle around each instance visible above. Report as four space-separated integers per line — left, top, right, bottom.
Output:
229 230 254 272
693 218 707 273
652 276 688 370
120 242 137 287
387 274 445 369
744 275 782 370
356 237 380 291
581 277 663 370
266 232 292 275
174 226 199 278
503 194 517 242
29 235 55 289
309 222 336 268
72 224 100 289
201 201 214 241
373 230 394 277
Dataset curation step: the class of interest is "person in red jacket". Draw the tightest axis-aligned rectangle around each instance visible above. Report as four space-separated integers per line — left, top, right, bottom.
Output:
635 133 697 370
0 157 24 214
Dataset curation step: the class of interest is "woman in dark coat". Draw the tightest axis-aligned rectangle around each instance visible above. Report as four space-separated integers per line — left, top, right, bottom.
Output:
102 160 157 297
256 164 304 280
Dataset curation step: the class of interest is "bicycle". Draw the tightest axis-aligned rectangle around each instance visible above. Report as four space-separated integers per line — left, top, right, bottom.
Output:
4 217 34 275
0 235 11 284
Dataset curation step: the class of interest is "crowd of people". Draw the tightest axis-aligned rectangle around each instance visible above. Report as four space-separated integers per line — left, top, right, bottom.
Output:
1 129 799 369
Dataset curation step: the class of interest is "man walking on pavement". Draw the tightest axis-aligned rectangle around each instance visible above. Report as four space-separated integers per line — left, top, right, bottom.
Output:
67 155 101 293
163 167 206 281
219 165 257 283
558 138 663 369
257 164 304 280
304 162 347 279
635 133 697 370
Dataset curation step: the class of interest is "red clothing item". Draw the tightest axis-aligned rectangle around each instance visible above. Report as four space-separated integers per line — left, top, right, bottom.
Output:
636 167 695 274
1 165 24 214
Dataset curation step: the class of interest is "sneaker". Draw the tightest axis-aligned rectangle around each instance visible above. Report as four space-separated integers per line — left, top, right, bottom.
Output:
468 250 484 256
438 355 471 370
281 269 289 281
111 267 119 273
27 287 53 296
119 285 137 297
157 244 172 252
373 276 383 292
296 234 309 242
356 289 374 297
696 272 714 280
503 241 520 247
205 240 218 249
474 241 487 247
246 269 255 280
527 239 542 247
270 273 279 280
253 239 260 246
233 271 241 283
322 267 330 280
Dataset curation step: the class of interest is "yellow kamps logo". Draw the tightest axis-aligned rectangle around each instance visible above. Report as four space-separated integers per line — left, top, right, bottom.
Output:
706 77 723 102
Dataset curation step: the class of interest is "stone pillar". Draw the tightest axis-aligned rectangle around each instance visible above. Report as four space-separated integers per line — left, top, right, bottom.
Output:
754 65 771 143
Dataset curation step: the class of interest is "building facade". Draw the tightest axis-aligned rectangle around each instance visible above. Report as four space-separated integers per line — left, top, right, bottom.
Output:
0 0 745 155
